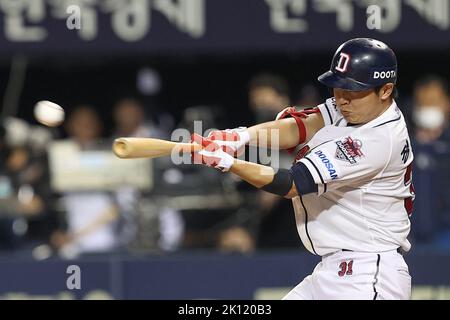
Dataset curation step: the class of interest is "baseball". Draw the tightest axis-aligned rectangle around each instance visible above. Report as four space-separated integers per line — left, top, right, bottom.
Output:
34 100 65 127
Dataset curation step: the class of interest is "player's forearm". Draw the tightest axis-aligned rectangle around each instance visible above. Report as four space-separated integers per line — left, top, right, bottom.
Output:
230 159 275 188
247 118 299 149
230 159 298 198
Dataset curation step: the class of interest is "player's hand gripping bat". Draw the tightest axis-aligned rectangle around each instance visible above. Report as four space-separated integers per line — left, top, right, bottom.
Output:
112 137 202 159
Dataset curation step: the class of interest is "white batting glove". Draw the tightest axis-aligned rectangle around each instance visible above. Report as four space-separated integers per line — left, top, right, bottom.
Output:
206 127 250 157
191 134 235 172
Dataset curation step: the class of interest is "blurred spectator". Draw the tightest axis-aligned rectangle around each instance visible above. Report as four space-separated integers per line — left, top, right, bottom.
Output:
217 226 255 254
294 83 322 108
410 75 450 246
50 105 119 258
178 105 227 135
248 73 290 123
113 98 169 139
65 105 104 148
247 73 301 250
112 98 184 253
412 76 450 143
0 119 56 250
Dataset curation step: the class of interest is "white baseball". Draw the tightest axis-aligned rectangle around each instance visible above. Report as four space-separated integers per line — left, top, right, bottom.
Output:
34 100 65 127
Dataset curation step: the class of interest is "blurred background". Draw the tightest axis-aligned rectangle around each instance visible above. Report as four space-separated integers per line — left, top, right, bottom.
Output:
0 0 449 300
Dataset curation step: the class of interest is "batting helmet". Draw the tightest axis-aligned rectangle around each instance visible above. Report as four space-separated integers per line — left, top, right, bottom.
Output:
318 38 397 91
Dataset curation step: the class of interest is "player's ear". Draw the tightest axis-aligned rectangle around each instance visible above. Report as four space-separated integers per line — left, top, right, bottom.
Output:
379 83 394 101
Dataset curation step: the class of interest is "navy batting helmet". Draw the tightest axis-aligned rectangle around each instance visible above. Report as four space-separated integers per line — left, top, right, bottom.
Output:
318 38 397 91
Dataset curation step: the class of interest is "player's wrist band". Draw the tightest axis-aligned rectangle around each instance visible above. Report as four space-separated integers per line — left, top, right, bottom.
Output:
218 153 234 172
290 161 318 195
235 127 250 145
261 169 293 196
292 116 307 145
275 107 321 153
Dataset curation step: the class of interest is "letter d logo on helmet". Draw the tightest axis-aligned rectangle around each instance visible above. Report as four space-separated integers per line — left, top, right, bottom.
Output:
318 38 397 91
335 53 351 72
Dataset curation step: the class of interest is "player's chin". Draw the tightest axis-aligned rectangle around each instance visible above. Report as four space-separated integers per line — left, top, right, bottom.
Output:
341 113 351 122
342 114 359 124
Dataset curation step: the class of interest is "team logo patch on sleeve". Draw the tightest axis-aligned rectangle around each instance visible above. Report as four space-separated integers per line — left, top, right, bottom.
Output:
335 137 364 164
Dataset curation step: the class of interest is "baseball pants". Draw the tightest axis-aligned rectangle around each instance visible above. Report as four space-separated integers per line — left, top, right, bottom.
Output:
283 249 411 300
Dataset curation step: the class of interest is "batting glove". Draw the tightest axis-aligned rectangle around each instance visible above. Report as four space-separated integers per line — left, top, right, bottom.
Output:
191 133 235 172
206 127 250 156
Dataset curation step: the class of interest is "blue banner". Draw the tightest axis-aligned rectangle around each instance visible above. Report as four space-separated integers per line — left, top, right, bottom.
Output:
0 0 449 56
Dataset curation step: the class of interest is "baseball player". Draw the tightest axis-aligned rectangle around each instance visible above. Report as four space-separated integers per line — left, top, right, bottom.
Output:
192 38 414 300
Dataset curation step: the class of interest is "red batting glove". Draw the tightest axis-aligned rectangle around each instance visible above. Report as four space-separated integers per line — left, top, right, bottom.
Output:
190 134 235 172
206 127 250 156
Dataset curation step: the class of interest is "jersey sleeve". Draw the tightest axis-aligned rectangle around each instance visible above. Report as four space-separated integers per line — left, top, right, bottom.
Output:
293 133 391 196
317 97 342 126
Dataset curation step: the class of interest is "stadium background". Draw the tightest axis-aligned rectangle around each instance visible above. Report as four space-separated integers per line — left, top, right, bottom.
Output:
0 0 449 299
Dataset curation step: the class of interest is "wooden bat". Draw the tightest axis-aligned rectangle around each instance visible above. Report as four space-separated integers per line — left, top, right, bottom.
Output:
113 137 202 159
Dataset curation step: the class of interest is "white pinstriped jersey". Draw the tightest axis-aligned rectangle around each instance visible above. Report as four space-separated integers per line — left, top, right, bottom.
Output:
291 98 414 256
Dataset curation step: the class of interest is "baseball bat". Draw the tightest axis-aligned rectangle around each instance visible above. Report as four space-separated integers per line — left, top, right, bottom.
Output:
113 137 202 159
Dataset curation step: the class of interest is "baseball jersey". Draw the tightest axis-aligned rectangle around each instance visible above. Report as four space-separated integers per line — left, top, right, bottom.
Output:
290 98 414 256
